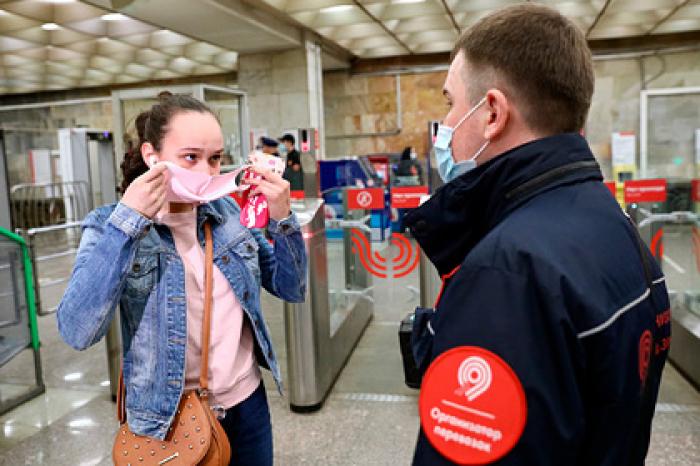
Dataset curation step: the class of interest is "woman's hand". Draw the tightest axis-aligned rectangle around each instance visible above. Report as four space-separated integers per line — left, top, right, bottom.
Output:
121 163 168 219
246 166 291 221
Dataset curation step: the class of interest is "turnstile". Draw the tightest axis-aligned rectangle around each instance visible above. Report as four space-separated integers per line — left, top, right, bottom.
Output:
8 127 121 398
630 206 700 388
283 198 374 411
0 140 44 413
0 227 44 415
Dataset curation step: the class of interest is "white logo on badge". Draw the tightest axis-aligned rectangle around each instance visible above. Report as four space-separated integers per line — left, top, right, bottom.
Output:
455 356 492 401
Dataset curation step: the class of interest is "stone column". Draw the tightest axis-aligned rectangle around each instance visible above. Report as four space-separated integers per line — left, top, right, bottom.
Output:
238 40 325 158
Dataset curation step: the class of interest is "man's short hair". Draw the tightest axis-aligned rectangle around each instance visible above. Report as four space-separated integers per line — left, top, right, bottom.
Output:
280 133 295 145
452 3 594 135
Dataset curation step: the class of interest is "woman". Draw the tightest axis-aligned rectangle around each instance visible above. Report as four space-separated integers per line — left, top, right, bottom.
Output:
57 94 306 466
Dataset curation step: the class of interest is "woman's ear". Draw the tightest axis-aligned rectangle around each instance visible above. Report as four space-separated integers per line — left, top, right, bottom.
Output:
141 142 156 167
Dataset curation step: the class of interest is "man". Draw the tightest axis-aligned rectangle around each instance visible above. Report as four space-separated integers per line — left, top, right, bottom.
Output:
260 136 280 157
405 4 670 465
395 146 424 185
279 133 304 191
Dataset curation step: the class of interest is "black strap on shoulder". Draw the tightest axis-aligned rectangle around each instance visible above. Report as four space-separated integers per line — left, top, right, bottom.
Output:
504 160 600 201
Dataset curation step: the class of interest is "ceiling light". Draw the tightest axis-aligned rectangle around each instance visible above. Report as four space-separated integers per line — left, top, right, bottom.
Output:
391 0 425 4
0 9 7 15
320 5 353 14
101 13 127 21
41 23 61 30
44 0 76 4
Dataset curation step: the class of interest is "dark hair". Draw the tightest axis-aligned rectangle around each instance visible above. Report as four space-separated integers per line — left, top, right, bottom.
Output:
401 146 411 161
452 3 594 135
119 92 216 193
280 133 295 145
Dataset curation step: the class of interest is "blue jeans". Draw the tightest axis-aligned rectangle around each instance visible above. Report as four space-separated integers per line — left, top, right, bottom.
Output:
220 382 273 466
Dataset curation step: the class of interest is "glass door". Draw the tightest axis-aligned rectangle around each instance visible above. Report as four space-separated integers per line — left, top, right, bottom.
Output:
641 87 700 179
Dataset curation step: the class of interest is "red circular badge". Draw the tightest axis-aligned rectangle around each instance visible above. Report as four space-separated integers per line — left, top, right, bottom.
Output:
419 346 527 465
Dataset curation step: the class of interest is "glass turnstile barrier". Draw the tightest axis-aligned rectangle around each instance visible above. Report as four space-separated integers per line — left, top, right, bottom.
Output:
629 190 700 388
283 197 374 411
0 228 44 415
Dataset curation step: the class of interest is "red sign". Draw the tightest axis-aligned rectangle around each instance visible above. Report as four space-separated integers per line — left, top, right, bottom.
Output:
419 346 527 464
290 190 305 200
604 181 616 197
347 188 384 210
624 179 667 203
391 186 429 208
692 180 700 202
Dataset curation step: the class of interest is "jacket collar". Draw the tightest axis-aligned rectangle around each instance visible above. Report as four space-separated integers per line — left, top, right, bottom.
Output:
404 133 603 275
197 199 225 227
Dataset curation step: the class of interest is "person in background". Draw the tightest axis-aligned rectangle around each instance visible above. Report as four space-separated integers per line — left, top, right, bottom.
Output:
279 133 304 192
260 137 280 157
395 146 423 185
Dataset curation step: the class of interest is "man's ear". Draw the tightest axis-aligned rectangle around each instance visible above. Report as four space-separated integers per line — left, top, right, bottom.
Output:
483 89 510 141
141 142 156 167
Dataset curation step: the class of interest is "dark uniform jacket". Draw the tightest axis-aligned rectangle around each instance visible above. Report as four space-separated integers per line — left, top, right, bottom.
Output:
405 133 670 465
283 149 304 191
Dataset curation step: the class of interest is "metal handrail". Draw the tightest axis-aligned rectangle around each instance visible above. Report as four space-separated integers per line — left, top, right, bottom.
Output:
10 181 90 229
19 222 82 316
637 211 698 229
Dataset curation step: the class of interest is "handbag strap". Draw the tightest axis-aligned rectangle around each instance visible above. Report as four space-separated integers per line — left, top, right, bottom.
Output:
199 221 214 393
116 220 215 424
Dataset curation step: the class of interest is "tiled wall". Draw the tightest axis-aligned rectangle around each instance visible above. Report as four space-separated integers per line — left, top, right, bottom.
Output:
323 71 447 159
587 49 700 179
323 48 700 180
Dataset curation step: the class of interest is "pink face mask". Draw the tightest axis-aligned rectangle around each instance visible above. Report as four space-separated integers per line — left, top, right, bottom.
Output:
149 157 246 204
149 155 282 229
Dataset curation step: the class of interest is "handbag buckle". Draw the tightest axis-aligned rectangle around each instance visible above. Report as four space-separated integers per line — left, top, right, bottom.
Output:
211 405 226 420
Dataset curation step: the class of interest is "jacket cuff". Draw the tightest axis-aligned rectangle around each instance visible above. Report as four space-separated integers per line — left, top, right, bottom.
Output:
108 202 152 239
268 213 300 236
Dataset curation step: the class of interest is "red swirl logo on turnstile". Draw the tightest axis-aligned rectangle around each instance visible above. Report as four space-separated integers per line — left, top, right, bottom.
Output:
350 229 420 279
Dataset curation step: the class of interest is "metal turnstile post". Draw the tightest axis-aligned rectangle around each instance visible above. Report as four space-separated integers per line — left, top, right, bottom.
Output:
419 249 440 309
283 197 373 412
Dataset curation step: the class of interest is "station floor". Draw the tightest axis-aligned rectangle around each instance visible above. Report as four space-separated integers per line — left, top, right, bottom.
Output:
0 236 699 465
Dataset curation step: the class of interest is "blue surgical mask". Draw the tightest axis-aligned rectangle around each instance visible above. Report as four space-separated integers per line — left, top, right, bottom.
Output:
278 144 288 157
434 97 489 182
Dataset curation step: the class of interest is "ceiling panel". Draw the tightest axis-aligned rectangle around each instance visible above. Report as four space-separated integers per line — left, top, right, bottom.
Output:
0 0 237 94
262 0 700 59
2 0 700 94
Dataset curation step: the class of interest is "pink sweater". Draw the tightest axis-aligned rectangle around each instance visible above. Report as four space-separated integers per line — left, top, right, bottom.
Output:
157 209 261 409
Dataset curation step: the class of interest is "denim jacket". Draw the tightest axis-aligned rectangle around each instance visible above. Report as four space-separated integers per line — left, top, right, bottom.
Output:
57 198 307 439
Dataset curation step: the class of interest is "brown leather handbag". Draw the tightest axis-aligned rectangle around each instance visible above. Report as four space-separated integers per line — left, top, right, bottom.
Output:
113 222 231 465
